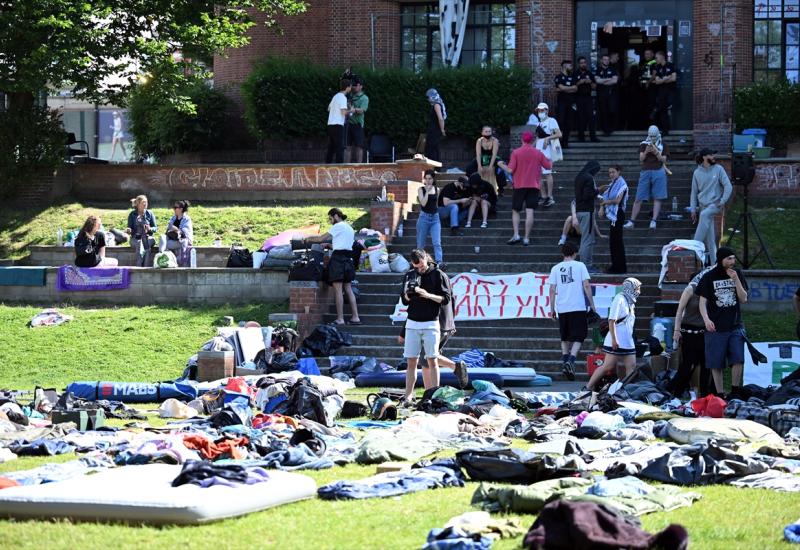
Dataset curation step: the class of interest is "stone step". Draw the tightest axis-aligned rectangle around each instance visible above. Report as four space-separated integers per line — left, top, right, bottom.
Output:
348 290 664 306
327 323 649 338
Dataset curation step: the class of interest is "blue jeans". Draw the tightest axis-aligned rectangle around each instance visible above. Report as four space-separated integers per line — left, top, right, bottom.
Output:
416 212 443 263
438 204 466 228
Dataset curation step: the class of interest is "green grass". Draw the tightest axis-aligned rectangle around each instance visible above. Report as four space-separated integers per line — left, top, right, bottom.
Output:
721 197 800 269
0 305 798 549
0 199 370 260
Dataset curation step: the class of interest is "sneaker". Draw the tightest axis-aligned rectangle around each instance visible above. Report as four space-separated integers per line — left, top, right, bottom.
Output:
450 226 463 236
480 221 488 228
649 219 657 229
453 360 469 389
562 361 576 381
465 221 472 228
543 197 555 207
623 220 634 229
522 238 530 246
507 236 522 245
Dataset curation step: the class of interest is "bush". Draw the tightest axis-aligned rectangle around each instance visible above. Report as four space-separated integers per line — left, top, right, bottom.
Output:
0 106 66 199
734 80 800 150
242 58 532 149
127 80 230 158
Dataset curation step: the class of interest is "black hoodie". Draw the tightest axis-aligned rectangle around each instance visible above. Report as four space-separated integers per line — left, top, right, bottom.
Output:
574 160 601 213
401 264 452 323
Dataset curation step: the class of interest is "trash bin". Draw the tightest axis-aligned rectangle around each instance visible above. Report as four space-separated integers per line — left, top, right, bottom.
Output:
742 128 768 148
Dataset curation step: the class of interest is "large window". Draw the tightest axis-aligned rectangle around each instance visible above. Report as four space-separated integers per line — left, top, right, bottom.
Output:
400 3 516 71
754 0 800 82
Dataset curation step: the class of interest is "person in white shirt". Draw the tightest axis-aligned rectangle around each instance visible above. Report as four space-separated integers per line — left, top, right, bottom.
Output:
526 102 562 207
587 277 642 390
548 242 596 380
326 79 353 164
304 208 361 325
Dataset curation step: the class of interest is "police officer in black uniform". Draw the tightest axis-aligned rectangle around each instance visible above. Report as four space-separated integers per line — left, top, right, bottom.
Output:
637 48 657 130
595 53 619 136
652 51 677 135
574 56 598 142
554 60 578 149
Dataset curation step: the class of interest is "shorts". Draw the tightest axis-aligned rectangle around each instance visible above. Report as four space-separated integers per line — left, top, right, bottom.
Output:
512 188 540 212
113 131 124 140
327 252 355 283
635 168 668 201
404 327 440 359
347 124 365 148
558 310 588 343
704 328 745 369
602 345 636 357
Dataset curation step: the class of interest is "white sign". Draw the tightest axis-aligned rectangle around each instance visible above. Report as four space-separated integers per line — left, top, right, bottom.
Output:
390 271 619 322
743 341 800 387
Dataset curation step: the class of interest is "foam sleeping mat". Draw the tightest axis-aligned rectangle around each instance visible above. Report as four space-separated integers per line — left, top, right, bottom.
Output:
355 368 551 388
0 464 317 525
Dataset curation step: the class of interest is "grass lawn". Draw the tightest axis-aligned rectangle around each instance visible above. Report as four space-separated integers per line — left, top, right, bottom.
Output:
0 305 798 549
0 199 370 260
721 196 800 270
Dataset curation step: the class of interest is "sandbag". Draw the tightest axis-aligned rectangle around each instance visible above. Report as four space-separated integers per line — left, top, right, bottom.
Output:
66 381 198 403
368 247 391 273
389 253 410 273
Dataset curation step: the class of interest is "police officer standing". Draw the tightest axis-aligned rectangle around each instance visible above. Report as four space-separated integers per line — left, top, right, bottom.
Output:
575 56 598 143
652 51 677 135
554 60 578 149
595 53 619 136
638 48 657 129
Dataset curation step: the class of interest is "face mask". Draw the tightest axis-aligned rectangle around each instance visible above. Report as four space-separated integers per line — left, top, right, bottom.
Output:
537 112 547 121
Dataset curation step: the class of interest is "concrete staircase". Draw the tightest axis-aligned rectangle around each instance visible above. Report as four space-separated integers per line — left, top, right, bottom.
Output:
326 131 697 381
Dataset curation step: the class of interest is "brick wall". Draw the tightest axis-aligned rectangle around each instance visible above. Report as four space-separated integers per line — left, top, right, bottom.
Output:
12 167 72 208
664 249 703 284
289 281 333 340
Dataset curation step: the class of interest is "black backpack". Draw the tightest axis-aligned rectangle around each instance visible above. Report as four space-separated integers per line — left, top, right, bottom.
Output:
226 243 252 268
288 249 324 281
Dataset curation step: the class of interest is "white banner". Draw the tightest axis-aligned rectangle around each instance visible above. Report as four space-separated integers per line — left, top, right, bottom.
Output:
743 341 800 387
390 272 620 322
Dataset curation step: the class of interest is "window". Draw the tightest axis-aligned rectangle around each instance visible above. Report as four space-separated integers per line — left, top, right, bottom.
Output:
754 0 800 82
400 3 515 71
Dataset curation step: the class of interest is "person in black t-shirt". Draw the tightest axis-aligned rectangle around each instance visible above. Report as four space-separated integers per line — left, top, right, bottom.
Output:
574 56 598 143
595 54 619 136
437 176 471 235
465 173 497 229
651 51 677 135
696 247 748 396
554 60 578 149
74 215 118 268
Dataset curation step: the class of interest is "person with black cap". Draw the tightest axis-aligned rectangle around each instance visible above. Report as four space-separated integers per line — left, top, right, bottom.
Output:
696 247 749 396
690 148 732 265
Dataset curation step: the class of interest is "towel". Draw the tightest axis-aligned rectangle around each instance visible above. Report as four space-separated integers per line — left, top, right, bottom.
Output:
56 265 131 292
0 267 47 286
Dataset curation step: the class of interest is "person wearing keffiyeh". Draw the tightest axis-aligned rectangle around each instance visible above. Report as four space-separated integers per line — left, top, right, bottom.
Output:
625 125 669 230
599 164 629 274
425 88 447 162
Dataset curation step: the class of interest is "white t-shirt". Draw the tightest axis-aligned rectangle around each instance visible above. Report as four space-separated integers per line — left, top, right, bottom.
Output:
327 92 348 126
548 260 590 314
328 221 354 250
603 294 636 350
534 117 560 158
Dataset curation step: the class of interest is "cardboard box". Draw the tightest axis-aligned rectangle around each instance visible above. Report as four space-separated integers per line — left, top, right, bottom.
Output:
197 350 235 381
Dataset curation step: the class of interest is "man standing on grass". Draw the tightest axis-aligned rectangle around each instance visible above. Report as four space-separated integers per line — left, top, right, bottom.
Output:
505 131 552 246
548 242 597 381
696 247 748 397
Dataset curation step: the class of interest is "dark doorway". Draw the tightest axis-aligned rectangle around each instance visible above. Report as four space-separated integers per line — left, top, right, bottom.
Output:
598 26 668 130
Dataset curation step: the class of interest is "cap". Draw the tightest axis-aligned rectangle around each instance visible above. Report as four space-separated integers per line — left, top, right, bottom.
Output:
698 147 717 157
536 102 549 111
522 131 534 143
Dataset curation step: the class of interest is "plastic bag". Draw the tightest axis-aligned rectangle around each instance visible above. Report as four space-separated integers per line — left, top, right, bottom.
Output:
389 253 410 273
368 247 391 273
154 251 178 268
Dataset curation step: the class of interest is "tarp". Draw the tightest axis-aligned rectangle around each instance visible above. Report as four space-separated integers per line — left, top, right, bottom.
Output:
66 381 198 403
391 272 619 322
743 341 800 387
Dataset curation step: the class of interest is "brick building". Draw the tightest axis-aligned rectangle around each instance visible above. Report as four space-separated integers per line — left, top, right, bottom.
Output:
214 1 790 152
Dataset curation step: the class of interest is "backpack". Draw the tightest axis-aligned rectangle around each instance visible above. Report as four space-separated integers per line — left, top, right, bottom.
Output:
288 249 324 281
273 378 330 426
226 243 253 268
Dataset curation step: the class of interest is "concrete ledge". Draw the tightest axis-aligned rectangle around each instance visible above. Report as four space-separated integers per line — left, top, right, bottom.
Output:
661 271 799 312
27 246 231 268
0 267 290 305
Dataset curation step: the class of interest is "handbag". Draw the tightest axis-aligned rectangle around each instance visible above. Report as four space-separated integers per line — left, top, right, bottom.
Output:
226 243 253 268
288 249 324 281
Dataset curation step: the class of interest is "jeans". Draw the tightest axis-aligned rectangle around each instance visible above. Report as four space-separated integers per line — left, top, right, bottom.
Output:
416 211 443 263
438 204 466 228
130 235 155 267
693 203 721 264
576 211 595 267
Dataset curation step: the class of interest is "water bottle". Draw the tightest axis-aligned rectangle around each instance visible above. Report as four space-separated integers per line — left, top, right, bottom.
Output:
397 223 404 238
189 248 197 268
381 185 387 202
672 197 678 212
214 236 222 247
56 228 63 246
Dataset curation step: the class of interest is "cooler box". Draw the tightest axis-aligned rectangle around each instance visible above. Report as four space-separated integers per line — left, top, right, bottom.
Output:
51 408 106 431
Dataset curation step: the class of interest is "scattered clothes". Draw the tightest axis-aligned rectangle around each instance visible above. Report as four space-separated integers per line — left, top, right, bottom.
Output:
640 440 770 485
355 428 445 464
667 416 783 445
297 324 352 357
613 381 672 405
423 511 524 549
113 436 201 465
729 471 800 492
456 448 584 484
29 308 72 327
786 519 800 544
0 448 16 463
0 267 47 287
318 459 464 500
171 461 271 487
523 499 690 550
472 477 592 513
4 456 113 486
8 438 74 456
515 392 578 408
422 527 493 550
261 446 334 471
182 434 249 460
580 412 625 431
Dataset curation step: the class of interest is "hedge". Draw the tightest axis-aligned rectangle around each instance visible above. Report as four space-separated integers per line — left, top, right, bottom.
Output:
241 58 532 149
734 80 800 151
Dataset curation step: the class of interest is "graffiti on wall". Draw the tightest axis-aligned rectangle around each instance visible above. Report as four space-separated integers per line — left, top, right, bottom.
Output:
748 281 799 302
754 163 800 192
153 166 399 190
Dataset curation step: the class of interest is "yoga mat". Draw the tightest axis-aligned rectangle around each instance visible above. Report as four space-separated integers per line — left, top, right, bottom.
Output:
0 267 46 286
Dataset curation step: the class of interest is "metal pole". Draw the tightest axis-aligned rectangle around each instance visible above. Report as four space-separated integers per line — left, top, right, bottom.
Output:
371 14 376 71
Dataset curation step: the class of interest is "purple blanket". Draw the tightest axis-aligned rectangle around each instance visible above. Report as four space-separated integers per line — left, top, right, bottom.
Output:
57 265 131 292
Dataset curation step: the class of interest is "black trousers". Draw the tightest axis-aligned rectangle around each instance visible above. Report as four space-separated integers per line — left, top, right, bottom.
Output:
326 124 345 163
576 95 596 140
609 212 627 273
668 328 710 396
653 87 675 134
555 99 575 147
425 128 442 162
597 89 618 135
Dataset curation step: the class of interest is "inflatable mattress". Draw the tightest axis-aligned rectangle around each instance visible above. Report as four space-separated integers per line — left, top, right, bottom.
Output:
0 464 316 525
355 368 551 388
